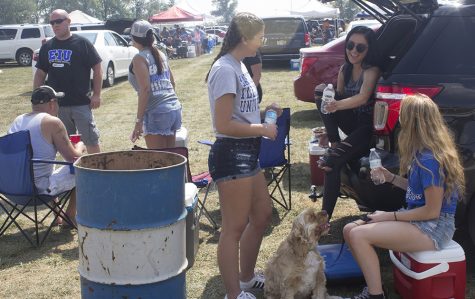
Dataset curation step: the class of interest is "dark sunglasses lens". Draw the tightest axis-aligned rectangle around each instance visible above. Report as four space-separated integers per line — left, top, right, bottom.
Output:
356 44 367 53
50 19 65 25
346 41 355 51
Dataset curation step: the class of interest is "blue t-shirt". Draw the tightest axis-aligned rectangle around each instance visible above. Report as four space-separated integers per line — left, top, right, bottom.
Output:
406 150 457 214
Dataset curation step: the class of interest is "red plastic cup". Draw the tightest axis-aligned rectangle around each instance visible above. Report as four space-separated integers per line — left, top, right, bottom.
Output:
69 134 81 144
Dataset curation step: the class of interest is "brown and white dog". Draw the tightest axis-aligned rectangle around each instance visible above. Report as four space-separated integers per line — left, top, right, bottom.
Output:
264 208 340 299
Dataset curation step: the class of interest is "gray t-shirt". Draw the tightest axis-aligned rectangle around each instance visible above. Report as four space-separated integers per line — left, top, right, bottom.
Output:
207 54 260 138
128 49 180 112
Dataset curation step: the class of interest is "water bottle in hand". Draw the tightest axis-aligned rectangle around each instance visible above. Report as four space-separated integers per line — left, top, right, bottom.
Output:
263 109 277 139
321 84 335 114
264 109 277 124
369 148 385 185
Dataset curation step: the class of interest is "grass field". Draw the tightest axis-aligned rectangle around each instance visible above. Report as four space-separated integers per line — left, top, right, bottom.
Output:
0 52 474 299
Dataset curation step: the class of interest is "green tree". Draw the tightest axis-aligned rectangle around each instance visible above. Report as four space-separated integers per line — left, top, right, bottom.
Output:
211 0 237 23
334 0 359 21
0 0 36 24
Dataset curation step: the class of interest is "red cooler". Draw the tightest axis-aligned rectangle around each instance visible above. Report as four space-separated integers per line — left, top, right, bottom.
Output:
309 143 326 186
390 240 466 299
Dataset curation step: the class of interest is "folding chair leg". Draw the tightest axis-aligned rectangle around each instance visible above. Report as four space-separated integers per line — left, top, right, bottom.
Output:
197 183 219 230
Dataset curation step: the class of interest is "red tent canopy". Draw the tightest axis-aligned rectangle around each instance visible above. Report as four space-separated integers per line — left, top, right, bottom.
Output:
149 5 203 23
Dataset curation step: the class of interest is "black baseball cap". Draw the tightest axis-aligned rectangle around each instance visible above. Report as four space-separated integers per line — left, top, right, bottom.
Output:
31 86 64 105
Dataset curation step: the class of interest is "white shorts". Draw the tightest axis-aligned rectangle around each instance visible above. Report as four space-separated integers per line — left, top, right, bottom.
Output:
39 165 75 195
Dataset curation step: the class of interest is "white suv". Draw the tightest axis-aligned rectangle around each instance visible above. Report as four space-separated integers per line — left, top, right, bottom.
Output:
0 24 54 66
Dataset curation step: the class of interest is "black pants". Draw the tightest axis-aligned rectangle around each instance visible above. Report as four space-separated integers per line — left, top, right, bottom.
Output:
316 98 373 219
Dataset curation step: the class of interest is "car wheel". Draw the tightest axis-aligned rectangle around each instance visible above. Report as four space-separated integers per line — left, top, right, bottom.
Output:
16 49 33 66
104 63 115 87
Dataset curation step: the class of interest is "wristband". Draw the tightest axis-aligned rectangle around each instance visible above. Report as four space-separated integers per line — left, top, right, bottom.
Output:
390 174 396 184
135 118 142 124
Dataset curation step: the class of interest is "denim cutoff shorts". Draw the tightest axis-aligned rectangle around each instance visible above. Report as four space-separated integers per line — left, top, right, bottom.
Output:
405 209 456 250
208 137 262 183
143 105 182 136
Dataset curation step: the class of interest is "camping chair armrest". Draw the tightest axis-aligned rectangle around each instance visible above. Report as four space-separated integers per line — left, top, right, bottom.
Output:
31 159 74 174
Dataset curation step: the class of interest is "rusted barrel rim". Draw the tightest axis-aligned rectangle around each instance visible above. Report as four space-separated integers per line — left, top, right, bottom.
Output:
74 150 187 172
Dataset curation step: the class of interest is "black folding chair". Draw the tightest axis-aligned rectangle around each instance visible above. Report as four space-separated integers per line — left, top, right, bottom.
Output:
259 108 292 210
0 130 76 247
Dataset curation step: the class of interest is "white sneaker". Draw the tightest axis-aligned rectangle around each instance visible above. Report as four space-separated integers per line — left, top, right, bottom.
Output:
239 272 265 291
224 291 256 299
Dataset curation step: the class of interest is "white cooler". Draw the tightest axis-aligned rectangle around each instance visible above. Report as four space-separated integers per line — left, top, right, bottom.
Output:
185 183 199 269
175 126 188 148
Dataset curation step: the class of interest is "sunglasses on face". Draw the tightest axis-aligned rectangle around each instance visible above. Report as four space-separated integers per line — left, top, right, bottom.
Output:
346 41 368 53
50 18 66 26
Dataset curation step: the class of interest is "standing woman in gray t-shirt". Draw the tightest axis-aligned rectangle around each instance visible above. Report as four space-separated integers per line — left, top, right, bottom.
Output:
205 13 279 299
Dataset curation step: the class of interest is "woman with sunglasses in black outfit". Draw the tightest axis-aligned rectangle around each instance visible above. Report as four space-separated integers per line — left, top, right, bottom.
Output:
315 26 381 220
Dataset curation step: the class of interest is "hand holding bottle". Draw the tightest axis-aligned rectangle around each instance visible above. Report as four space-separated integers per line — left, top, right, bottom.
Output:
369 148 385 185
321 84 335 114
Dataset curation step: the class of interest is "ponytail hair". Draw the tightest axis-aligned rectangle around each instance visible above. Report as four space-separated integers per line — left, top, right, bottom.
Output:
205 12 264 82
132 30 164 75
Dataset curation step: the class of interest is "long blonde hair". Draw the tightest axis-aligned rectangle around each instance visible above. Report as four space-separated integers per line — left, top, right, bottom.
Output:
398 94 465 200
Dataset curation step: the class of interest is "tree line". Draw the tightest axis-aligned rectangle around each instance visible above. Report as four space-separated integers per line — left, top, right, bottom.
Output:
1 0 358 26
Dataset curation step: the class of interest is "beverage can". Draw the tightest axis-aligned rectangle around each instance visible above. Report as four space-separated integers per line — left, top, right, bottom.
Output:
264 109 277 124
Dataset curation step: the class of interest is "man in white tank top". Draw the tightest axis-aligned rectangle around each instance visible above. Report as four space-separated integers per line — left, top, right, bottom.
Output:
8 86 87 226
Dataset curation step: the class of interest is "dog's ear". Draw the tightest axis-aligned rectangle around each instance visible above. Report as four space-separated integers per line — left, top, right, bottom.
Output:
290 220 305 242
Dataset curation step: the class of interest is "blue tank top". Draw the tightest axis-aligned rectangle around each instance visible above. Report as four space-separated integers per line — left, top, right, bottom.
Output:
128 48 181 112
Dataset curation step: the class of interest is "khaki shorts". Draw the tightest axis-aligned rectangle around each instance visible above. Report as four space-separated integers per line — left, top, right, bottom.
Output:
58 105 100 146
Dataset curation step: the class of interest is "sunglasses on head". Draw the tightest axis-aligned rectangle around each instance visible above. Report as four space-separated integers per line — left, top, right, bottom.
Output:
346 41 368 53
49 18 66 26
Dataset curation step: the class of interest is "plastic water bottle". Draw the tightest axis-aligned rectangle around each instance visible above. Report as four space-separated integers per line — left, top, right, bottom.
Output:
369 148 385 185
264 109 277 125
263 109 277 139
321 84 335 114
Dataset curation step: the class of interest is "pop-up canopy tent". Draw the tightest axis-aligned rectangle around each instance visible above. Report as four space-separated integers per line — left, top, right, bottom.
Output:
149 5 203 23
290 0 340 18
69 10 103 24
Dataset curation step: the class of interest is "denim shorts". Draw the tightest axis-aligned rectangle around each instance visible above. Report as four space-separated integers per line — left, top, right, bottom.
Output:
404 209 456 250
143 106 182 136
208 137 261 183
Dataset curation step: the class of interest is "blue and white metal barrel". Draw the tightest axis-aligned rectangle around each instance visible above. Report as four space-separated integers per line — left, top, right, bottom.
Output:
74 150 188 299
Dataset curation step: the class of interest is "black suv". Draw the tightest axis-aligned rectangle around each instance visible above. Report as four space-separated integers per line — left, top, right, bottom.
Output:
260 16 311 61
321 0 475 246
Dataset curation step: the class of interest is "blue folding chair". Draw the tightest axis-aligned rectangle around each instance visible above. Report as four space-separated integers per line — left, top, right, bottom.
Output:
259 108 292 210
0 130 76 247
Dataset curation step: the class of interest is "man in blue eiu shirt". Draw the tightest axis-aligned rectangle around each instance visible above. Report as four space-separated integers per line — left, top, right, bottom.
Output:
34 9 103 154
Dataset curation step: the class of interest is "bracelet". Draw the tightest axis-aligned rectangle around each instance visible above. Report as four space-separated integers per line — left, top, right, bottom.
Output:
390 174 396 184
394 211 398 221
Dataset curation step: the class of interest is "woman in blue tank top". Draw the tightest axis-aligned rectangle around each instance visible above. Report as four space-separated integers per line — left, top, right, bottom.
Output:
342 94 465 299
315 26 381 220
128 20 182 149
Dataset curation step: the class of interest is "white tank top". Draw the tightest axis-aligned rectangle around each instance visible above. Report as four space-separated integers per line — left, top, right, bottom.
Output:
8 113 57 193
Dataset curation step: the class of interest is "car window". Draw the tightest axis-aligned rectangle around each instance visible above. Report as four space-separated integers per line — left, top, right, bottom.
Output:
111 32 127 47
104 32 118 46
43 26 54 37
74 32 97 44
418 17 475 75
264 19 305 35
21 28 40 39
0 29 17 40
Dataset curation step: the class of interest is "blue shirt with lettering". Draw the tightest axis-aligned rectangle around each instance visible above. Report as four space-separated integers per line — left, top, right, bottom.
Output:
406 150 457 214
